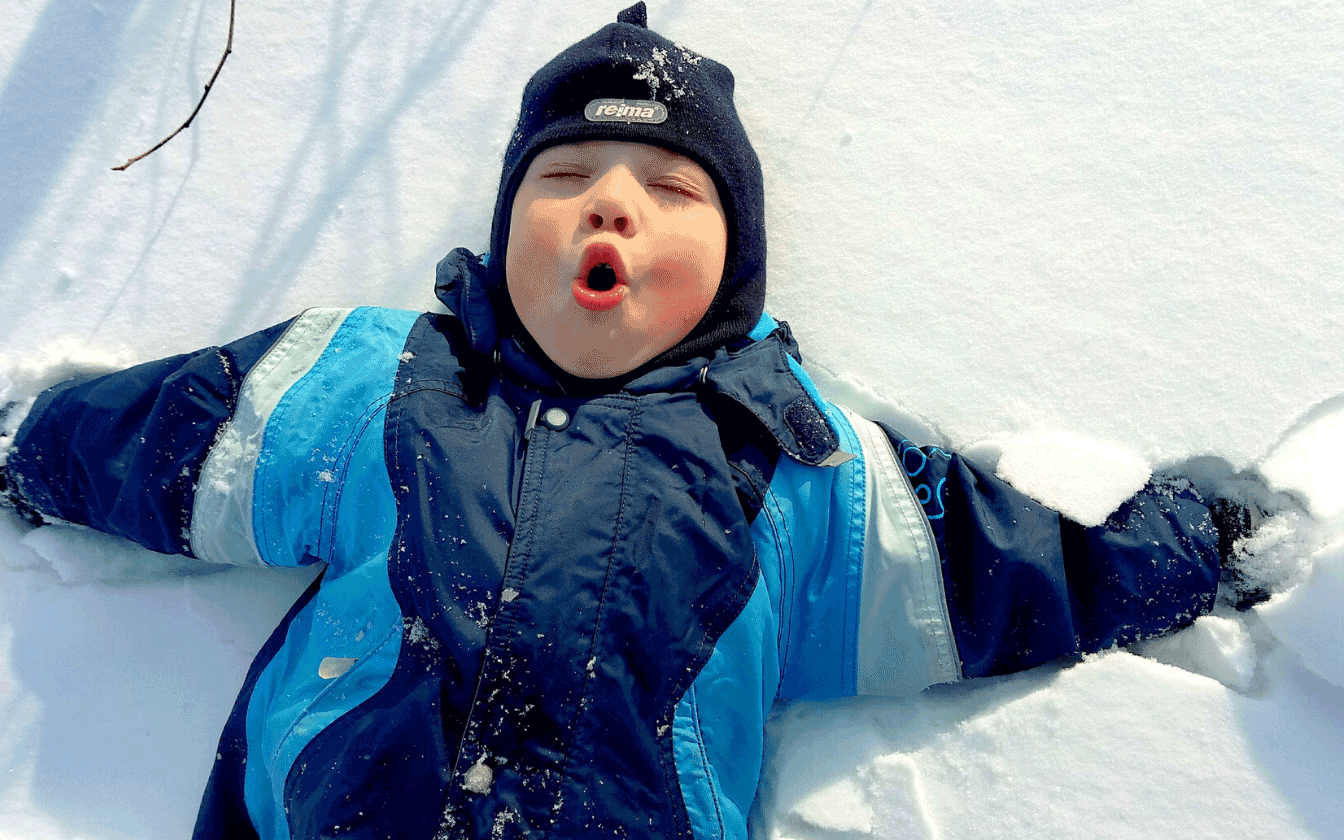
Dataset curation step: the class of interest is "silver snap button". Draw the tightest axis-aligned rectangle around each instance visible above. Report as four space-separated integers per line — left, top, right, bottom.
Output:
542 407 569 429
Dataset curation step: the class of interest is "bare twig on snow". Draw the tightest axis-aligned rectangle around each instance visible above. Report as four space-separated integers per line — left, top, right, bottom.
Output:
112 0 236 171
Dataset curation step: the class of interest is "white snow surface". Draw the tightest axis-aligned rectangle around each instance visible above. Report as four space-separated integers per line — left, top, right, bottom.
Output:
2 1 1342 837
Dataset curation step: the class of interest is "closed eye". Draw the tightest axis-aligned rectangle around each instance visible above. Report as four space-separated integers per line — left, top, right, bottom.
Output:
651 178 706 201
540 169 588 180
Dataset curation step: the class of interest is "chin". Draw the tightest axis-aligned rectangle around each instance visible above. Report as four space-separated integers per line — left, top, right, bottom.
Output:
564 357 635 380
558 347 645 380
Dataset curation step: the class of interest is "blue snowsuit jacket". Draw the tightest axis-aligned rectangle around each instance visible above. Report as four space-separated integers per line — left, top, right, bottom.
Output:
5 249 1220 840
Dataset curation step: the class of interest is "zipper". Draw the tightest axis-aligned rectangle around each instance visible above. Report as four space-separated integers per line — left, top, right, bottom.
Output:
445 397 551 808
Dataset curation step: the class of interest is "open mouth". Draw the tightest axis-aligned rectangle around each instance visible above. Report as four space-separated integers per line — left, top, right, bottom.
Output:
586 263 619 292
572 245 629 312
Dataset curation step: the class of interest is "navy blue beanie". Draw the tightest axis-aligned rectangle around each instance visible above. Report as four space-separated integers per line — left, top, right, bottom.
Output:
488 2 767 370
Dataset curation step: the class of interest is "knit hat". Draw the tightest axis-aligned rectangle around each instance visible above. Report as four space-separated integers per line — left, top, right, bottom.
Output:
488 2 766 372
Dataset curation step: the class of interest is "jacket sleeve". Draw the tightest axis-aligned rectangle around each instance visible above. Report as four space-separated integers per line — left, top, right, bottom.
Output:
1 307 416 570
835 410 1220 694
2 317 296 556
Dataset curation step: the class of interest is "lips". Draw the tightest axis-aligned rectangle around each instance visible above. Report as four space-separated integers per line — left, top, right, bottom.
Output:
573 244 629 312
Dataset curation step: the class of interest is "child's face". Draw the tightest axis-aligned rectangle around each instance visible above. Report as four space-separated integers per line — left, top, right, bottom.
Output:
505 141 728 379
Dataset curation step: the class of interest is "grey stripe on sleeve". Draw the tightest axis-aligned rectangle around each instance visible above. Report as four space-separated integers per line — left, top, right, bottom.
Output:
843 408 962 695
190 308 353 566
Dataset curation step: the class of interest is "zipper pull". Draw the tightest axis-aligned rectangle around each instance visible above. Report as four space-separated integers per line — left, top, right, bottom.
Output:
523 399 542 444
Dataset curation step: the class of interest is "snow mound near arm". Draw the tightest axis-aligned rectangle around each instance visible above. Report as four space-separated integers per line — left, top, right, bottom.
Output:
1256 539 1344 691
1250 397 1344 689
990 431 1151 527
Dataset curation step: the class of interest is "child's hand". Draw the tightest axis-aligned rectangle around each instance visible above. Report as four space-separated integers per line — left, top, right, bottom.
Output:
0 427 43 528
1211 496 1272 609
1210 479 1312 611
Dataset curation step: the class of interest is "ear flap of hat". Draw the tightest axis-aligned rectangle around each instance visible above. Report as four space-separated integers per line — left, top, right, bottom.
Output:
616 3 647 27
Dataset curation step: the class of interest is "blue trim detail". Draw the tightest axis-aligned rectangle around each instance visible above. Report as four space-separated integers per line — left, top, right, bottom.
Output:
889 435 953 521
750 365 866 699
784 354 826 412
748 311 778 342
251 308 418 568
673 570 778 840
768 426 865 698
237 308 416 835
193 573 326 840
817 402 867 696
244 557 404 840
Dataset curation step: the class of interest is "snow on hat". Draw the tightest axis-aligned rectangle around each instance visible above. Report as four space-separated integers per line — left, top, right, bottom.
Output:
488 2 767 369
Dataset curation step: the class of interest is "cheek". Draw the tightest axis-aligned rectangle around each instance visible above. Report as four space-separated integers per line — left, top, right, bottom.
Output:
648 253 720 337
522 212 562 250
682 206 729 284
656 221 727 312
506 206 563 299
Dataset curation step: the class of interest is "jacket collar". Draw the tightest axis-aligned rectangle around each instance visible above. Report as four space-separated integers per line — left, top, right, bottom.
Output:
433 248 841 466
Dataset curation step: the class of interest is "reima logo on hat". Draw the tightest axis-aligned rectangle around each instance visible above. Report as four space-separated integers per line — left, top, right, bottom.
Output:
584 98 668 124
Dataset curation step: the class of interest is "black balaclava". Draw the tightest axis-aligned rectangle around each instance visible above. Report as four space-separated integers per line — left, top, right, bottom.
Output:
487 2 766 381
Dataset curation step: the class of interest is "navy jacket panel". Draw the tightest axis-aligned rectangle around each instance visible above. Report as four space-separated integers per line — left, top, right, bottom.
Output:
1060 482 1221 652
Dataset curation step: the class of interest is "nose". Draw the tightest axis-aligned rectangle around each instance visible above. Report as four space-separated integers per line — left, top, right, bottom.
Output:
588 211 628 233
584 169 637 235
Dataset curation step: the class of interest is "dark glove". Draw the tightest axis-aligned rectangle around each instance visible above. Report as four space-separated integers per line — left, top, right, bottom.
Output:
0 400 14 507
0 466 45 527
0 400 45 527
1210 496 1272 610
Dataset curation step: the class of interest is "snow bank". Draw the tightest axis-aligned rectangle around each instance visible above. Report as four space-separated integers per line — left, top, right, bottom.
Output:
760 649 1343 840
1249 399 1344 691
1135 610 1259 693
1261 396 1344 520
0 560 317 840
1258 541 1344 691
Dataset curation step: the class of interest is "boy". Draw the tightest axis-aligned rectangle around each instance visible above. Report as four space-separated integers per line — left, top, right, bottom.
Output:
0 4 1265 839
